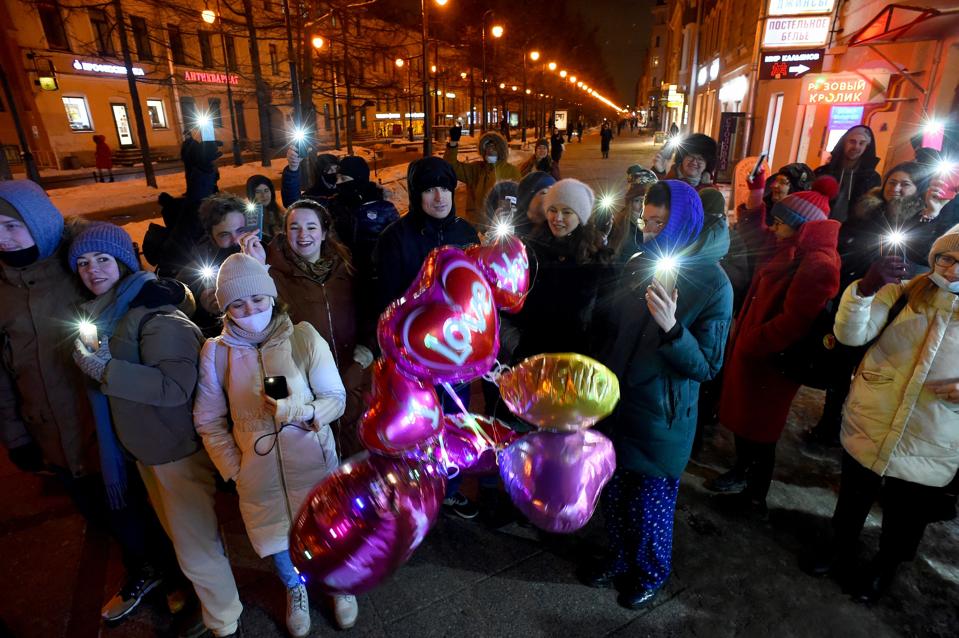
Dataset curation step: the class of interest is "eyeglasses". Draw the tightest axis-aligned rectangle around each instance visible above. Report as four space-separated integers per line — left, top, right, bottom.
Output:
935 254 958 267
771 218 787 227
637 216 665 231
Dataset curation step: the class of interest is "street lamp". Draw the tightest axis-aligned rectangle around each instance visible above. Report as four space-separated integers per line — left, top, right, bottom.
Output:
521 48 540 143
311 35 324 49
421 0 449 156
481 10 504 133
548 62 556 71
559 70 567 78
396 57 416 142
202 3 242 166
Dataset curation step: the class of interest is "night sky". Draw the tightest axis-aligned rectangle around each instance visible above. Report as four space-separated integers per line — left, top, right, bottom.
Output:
573 0 658 107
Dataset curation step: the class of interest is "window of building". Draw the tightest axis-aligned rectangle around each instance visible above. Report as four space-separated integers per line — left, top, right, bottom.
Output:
224 35 238 71
168 24 186 65
38 3 69 50
146 99 167 129
654 35 660 47
62 96 93 131
234 101 248 138
130 16 152 61
269 44 279 75
208 98 223 128
199 31 215 69
180 97 197 125
89 9 115 56
323 103 331 130
264 0 272 11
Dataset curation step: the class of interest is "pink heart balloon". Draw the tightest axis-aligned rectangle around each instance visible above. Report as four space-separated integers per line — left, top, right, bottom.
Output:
378 246 499 385
465 235 530 313
499 429 616 534
358 358 444 457
290 452 446 594
441 413 519 475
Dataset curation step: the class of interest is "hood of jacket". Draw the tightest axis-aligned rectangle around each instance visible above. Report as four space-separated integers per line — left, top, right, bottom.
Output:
795 218 841 253
824 125 880 175
479 131 509 162
851 187 925 224
246 175 279 210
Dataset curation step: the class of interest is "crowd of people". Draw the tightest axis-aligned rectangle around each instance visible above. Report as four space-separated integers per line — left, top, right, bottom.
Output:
2 120 958 637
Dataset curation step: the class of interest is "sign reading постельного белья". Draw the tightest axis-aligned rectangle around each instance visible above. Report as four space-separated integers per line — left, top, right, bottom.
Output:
799 72 891 105
763 16 831 48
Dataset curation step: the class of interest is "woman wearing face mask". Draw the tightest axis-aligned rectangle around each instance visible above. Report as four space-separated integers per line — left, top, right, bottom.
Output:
444 130 521 229
709 177 841 512
802 224 959 603
193 253 351 635
520 138 561 179
69 222 243 636
246 175 284 243
238 199 371 458
585 180 733 609
511 178 613 363
281 152 340 206
651 133 718 191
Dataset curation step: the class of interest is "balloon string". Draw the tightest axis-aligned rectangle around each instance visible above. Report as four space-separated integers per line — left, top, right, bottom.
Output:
481 360 511 387
435 434 460 480
440 381 496 448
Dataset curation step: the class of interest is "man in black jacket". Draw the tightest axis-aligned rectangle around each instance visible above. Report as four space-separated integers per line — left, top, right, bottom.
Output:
813 125 881 222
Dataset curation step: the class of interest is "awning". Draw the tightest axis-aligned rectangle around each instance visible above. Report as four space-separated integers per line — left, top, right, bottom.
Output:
850 4 959 46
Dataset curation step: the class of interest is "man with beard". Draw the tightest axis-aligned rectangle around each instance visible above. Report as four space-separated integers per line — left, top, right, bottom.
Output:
807 161 958 445
814 125 881 222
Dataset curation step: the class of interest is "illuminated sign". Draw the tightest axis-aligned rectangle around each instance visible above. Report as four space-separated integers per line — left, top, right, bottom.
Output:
374 112 425 120
767 0 836 16
760 49 824 79
763 16 831 48
799 72 890 105
72 59 145 77
666 85 684 108
183 70 239 85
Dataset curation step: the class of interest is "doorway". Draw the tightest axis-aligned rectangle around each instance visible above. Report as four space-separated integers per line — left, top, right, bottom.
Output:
111 103 135 147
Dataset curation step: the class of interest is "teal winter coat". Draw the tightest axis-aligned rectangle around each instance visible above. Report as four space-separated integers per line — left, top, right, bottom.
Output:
597 214 733 478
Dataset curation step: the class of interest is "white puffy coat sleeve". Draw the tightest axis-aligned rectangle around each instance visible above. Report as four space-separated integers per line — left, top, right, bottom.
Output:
834 280 906 347
193 340 242 481
294 323 346 428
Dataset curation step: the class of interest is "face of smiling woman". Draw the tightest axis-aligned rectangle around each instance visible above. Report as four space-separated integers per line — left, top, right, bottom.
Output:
76 252 121 296
546 205 580 238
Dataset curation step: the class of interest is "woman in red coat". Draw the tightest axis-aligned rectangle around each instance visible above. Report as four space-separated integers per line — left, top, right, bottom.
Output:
709 176 841 513
93 135 114 183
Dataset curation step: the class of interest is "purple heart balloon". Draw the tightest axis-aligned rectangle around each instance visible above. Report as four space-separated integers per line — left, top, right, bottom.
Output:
289 452 446 594
441 413 520 475
498 429 616 534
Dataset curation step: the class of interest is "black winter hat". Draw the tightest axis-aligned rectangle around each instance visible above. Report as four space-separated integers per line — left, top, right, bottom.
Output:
317 153 339 173
339 156 371 185
517 171 556 214
407 157 458 215
673 133 718 172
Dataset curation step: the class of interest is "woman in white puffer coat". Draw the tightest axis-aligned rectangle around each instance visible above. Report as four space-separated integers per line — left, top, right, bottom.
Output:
193 253 356 636
803 223 959 603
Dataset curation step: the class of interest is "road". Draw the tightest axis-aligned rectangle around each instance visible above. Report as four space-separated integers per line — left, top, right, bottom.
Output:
1 130 956 638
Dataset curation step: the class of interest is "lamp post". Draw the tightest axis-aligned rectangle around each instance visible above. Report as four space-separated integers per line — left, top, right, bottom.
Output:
312 36 341 151
205 2 243 166
480 11 503 133
421 0 450 156
522 50 539 144
396 57 415 142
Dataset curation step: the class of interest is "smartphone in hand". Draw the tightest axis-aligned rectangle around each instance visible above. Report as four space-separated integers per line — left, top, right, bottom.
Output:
199 118 216 142
242 203 264 239
264 376 289 400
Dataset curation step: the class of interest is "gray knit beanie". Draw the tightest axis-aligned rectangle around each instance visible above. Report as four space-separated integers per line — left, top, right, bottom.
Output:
215 253 278 310
928 223 959 268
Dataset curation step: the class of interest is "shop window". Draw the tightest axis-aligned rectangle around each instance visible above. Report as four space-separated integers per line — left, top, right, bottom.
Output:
62 96 93 131
168 25 186 65
146 99 168 129
225 35 238 71
269 44 279 75
208 98 223 128
38 2 69 51
180 97 197 126
131 16 152 61
89 8 115 56
199 32 215 69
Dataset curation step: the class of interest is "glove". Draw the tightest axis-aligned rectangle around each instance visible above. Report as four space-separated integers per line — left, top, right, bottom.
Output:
858 256 907 297
265 396 315 427
73 338 112 382
748 167 767 191
8 441 45 473
449 124 462 144
352 345 374 369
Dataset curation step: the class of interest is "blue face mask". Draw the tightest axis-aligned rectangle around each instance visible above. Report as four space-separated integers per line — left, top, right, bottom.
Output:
929 272 959 294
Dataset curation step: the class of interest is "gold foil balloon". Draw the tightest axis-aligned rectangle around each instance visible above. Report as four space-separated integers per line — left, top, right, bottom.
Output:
498 353 620 431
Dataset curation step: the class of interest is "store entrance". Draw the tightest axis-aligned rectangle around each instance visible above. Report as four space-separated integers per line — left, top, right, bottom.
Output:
111 104 135 147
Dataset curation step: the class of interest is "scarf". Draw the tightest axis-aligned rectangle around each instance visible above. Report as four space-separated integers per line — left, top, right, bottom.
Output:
84 270 156 509
281 238 333 284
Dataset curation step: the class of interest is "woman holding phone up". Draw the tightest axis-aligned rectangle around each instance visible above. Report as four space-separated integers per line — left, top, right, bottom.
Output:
193 253 355 636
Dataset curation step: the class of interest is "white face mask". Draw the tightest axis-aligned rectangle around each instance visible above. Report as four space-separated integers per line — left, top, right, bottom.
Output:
486 155 498 164
232 307 273 333
929 272 959 293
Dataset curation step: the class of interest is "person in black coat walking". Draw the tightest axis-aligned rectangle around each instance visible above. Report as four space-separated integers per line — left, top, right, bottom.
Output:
600 123 614 159
550 130 565 163
813 125 881 222
181 129 222 205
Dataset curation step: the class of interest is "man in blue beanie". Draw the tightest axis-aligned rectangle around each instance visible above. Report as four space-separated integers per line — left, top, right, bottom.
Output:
0 181 181 624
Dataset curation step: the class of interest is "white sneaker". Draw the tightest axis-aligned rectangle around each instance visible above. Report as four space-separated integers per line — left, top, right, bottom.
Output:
285 584 310 637
333 594 358 629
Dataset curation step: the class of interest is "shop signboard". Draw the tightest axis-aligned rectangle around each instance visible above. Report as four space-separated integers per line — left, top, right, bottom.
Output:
763 16 831 48
760 49 824 80
554 110 568 131
666 85 684 108
183 71 239 85
799 72 890 105
73 59 145 77
767 0 836 16
716 112 747 183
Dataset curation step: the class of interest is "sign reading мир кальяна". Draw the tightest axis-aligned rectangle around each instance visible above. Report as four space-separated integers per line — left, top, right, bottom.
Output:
767 0 836 16
760 49 824 79
799 72 891 105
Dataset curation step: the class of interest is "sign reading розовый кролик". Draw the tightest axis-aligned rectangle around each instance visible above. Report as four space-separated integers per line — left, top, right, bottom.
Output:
799 72 891 105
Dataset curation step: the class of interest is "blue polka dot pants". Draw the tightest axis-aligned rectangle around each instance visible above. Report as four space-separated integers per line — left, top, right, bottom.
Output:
601 469 680 590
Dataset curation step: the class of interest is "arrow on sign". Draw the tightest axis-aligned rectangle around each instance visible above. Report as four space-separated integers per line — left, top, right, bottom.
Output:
789 64 811 75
